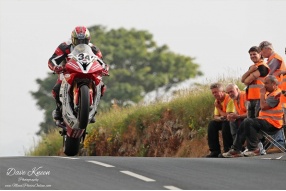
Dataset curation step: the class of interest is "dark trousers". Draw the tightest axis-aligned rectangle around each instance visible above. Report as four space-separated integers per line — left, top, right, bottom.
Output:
52 82 62 107
207 120 233 153
233 118 278 151
248 99 260 118
230 118 244 140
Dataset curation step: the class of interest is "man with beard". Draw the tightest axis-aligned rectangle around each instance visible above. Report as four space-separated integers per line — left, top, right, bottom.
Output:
223 75 283 157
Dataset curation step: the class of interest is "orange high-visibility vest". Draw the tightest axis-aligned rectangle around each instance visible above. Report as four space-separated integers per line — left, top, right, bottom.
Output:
267 53 285 88
247 60 269 100
233 91 247 115
214 94 233 116
280 89 286 104
277 52 286 104
258 88 283 129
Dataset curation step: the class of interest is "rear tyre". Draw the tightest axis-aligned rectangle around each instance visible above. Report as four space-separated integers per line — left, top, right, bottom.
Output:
64 136 80 156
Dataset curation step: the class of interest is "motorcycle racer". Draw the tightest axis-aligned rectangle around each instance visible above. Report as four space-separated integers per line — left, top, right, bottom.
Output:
48 26 107 123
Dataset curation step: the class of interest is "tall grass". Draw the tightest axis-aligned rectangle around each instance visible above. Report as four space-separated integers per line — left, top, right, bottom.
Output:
28 77 243 157
27 129 62 156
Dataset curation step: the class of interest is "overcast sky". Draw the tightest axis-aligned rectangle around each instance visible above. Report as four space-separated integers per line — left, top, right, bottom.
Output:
1 0 286 156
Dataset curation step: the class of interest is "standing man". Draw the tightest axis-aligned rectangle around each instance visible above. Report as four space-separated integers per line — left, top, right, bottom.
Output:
225 84 248 141
241 46 269 118
259 41 285 88
259 41 286 151
223 75 283 157
206 83 235 158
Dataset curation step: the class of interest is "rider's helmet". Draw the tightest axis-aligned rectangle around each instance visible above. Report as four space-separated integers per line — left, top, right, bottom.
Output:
71 26 91 46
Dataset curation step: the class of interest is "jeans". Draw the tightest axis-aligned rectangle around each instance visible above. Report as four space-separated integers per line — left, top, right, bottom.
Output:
230 118 244 140
270 129 286 148
233 118 278 151
207 120 233 153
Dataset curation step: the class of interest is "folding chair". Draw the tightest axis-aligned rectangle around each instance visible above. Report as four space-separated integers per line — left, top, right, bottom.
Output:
260 108 286 153
261 126 286 153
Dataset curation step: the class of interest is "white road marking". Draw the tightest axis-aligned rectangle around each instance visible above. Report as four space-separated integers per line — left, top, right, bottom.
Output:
53 156 79 160
120 171 156 182
261 155 284 160
276 155 283 159
87 160 115 167
164 185 182 190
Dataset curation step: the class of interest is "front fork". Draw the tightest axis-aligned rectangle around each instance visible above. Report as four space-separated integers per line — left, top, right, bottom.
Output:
73 83 94 112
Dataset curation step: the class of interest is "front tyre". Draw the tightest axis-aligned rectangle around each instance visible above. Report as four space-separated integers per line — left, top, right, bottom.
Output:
63 85 90 156
78 85 90 129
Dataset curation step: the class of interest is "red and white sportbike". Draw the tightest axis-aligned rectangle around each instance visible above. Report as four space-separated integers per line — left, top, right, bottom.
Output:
55 44 109 156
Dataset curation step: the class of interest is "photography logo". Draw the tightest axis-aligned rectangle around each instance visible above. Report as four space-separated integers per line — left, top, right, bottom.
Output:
1 166 53 189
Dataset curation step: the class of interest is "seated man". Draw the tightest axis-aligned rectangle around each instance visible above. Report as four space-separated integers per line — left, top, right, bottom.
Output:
206 83 235 158
225 84 248 141
223 75 283 157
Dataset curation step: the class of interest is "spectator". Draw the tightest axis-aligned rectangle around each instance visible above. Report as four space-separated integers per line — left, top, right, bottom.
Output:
259 41 285 88
206 83 235 158
225 84 248 141
259 41 286 152
241 46 269 118
222 75 283 157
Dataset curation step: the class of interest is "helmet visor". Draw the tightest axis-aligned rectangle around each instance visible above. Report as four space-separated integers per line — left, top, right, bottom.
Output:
74 38 89 46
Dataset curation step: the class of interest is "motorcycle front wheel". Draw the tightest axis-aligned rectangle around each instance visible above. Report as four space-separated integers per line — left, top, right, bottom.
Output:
63 85 90 156
78 85 90 129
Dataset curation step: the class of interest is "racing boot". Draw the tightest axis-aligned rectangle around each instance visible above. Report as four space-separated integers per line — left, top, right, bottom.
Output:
90 111 97 123
101 84 106 97
90 116 96 123
52 84 63 121
52 105 63 121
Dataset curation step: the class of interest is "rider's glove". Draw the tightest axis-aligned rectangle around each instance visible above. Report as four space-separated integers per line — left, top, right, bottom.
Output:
53 65 64 74
102 65 109 76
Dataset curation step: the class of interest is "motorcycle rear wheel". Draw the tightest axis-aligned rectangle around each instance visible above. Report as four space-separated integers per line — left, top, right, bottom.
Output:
64 136 80 156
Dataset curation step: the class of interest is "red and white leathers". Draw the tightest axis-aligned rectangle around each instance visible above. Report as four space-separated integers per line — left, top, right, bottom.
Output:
48 39 102 72
48 39 104 111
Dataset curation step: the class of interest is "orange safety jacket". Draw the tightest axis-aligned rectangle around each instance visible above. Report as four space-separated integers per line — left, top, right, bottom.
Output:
258 88 283 129
233 91 247 115
281 94 286 107
214 94 232 115
247 60 269 100
278 53 286 104
267 53 285 88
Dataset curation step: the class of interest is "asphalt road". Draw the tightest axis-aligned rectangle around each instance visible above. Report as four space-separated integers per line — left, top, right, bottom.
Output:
0 154 286 190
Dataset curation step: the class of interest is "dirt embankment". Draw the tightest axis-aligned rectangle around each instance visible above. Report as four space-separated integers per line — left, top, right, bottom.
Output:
81 109 209 157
